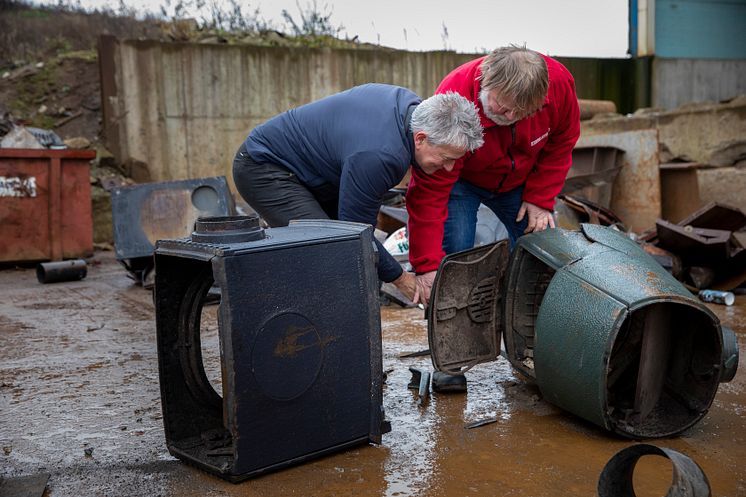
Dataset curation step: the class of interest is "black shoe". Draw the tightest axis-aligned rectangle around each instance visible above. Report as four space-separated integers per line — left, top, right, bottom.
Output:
432 371 467 393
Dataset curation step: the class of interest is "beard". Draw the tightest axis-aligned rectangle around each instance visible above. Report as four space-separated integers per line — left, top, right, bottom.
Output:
479 88 519 126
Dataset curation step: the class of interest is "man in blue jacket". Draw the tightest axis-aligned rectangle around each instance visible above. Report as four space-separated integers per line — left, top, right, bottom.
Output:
233 83 484 300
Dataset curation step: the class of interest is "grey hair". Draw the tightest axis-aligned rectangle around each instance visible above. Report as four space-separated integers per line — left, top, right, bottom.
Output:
410 92 484 152
478 44 548 114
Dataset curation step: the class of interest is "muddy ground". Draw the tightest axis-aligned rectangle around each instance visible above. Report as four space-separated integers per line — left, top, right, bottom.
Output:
1 250 745 497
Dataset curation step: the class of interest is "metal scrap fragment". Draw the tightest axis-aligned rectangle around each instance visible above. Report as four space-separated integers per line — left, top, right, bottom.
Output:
398 349 430 359
407 367 430 405
464 417 499 429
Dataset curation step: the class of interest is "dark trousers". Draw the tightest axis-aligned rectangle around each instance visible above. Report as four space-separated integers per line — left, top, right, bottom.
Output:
232 143 338 227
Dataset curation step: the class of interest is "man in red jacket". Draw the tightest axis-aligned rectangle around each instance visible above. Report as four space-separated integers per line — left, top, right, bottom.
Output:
407 45 580 306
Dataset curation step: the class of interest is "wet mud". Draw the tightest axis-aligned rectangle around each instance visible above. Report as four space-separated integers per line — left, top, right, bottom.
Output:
1 251 745 496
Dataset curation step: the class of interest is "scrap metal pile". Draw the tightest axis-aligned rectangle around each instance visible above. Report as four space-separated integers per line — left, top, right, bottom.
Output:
379 194 746 299
551 197 746 295
639 202 746 292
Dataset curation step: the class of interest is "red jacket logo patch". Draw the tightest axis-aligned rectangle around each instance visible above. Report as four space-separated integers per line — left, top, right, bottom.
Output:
530 128 550 147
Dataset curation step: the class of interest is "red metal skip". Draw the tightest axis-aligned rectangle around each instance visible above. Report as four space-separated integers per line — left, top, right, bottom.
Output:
0 148 95 263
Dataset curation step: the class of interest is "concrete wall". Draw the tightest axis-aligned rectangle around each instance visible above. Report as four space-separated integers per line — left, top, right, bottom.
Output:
100 37 654 185
653 58 746 109
100 37 475 185
102 35 742 193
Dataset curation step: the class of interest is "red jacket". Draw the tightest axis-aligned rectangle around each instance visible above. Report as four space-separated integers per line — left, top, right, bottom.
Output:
407 54 580 273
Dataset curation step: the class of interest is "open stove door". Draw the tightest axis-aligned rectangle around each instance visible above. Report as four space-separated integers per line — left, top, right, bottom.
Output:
427 240 510 374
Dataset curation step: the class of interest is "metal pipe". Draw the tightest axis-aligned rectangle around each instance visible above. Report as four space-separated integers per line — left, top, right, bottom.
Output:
36 259 87 284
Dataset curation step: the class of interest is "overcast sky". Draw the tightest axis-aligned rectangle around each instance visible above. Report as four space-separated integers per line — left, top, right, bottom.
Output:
52 0 630 57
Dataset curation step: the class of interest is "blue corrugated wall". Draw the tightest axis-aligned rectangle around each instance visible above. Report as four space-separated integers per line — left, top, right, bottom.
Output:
655 0 746 59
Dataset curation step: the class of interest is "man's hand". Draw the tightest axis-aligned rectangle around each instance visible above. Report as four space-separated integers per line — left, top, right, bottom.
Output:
516 201 555 233
391 271 417 302
413 271 437 307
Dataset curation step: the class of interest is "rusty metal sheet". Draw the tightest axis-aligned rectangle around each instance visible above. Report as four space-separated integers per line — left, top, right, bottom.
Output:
557 194 626 228
563 146 622 208
656 219 732 265
659 162 702 224
678 201 746 233
111 176 234 261
633 305 673 424
576 130 660 233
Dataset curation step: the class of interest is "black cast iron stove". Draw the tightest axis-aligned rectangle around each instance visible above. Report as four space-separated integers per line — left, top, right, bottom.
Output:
154 215 384 482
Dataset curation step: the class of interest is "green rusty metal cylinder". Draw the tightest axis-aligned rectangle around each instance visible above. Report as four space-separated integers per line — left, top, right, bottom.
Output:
428 224 737 438
503 224 736 438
